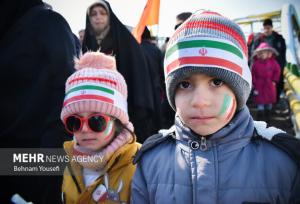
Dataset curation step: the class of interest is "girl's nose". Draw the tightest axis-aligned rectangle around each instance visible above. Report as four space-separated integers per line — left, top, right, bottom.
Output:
81 121 90 132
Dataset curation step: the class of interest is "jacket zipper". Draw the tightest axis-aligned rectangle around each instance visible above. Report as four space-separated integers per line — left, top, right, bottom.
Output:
200 136 208 151
190 136 208 204
190 148 197 204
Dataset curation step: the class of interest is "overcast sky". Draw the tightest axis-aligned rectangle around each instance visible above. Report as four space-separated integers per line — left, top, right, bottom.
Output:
44 0 300 38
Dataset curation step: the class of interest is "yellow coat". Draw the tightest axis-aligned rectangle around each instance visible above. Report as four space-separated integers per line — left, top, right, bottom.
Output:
62 140 141 204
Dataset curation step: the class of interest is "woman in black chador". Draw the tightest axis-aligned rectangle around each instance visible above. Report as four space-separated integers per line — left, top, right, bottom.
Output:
82 0 162 141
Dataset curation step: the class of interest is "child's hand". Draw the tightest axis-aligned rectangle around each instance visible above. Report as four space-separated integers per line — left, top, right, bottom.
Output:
253 90 259 95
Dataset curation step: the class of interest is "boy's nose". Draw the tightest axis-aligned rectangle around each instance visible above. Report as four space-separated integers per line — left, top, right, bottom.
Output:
190 87 211 108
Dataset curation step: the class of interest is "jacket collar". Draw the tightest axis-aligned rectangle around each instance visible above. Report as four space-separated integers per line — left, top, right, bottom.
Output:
64 139 139 191
174 107 254 150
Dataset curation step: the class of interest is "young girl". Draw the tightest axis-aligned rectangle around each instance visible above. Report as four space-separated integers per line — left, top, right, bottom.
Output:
251 42 281 121
61 52 140 204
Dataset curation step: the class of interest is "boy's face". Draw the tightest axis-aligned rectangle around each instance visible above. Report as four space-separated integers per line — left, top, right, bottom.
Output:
74 112 116 151
175 73 237 136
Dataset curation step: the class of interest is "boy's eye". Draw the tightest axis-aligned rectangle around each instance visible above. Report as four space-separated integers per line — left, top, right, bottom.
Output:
178 81 191 89
211 79 224 87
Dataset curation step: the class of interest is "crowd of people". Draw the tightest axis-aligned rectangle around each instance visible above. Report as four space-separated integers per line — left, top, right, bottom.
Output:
1 0 299 203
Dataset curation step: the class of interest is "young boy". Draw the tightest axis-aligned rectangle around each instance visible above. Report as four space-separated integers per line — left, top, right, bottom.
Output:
131 11 300 204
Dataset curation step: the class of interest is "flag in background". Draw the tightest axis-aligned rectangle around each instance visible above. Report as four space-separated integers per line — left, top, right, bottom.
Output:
132 0 160 43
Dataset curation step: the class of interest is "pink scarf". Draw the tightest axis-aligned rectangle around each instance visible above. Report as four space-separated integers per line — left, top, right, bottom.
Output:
73 122 133 170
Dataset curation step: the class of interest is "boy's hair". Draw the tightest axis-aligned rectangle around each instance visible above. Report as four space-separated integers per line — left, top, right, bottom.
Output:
263 18 273 27
61 52 131 129
175 12 192 29
164 11 252 111
176 12 192 22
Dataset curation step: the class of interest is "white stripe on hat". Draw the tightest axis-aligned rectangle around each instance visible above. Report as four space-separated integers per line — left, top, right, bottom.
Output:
64 82 127 113
165 37 251 86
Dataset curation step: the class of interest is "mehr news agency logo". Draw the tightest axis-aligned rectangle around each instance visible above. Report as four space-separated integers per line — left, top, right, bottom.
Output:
12 152 104 172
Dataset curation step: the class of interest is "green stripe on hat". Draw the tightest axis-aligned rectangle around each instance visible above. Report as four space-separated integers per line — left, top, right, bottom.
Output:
166 40 243 59
66 85 114 96
166 56 243 75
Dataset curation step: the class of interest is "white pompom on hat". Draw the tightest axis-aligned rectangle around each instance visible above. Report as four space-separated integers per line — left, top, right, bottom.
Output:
61 52 129 125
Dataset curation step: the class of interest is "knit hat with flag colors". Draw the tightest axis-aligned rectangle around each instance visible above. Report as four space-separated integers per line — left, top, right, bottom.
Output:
61 52 129 125
164 11 252 111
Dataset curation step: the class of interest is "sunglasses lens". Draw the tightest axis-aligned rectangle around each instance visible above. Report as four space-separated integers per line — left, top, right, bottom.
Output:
88 115 107 132
65 116 81 133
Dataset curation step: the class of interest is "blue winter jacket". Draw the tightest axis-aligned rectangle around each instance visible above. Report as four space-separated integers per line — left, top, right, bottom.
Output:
131 108 300 204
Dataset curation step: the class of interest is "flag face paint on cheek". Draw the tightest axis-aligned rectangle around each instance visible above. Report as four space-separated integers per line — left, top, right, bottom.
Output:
226 98 236 120
103 120 115 140
218 94 231 116
218 94 236 120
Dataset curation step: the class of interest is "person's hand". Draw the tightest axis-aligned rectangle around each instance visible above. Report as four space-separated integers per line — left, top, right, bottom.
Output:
253 90 259 95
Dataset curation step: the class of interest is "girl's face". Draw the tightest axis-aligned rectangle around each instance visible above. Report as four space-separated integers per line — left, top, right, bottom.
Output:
89 5 109 35
175 73 237 136
73 112 116 151
257 50 272 60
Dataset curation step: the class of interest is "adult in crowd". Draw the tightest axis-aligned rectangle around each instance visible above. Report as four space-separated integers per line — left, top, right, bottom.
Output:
43 2 81 57
0 0 76 203
82 0 157 142
140 27 164 141
78 29 85 45
249 18 286 101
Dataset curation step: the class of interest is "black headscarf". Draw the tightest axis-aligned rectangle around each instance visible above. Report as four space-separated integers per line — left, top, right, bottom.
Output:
82 1 157 140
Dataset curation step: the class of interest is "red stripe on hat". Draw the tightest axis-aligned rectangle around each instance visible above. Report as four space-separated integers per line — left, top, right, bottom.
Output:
166 56 243 75
200 11 222 16
173 21 247 56
63 94 113 106
68 77 117 86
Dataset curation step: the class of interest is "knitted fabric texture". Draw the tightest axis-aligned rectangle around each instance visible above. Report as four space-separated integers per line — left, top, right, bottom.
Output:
252 42 279 58
72 126 133 170
61 52 129 125
164 11 252 110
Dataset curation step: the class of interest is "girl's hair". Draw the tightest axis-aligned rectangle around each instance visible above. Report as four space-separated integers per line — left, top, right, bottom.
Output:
100 119 135 150
113 119 135 144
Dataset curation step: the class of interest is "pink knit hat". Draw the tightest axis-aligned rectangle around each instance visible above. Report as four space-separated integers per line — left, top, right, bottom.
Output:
252 42 279 58
60 52 129 125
